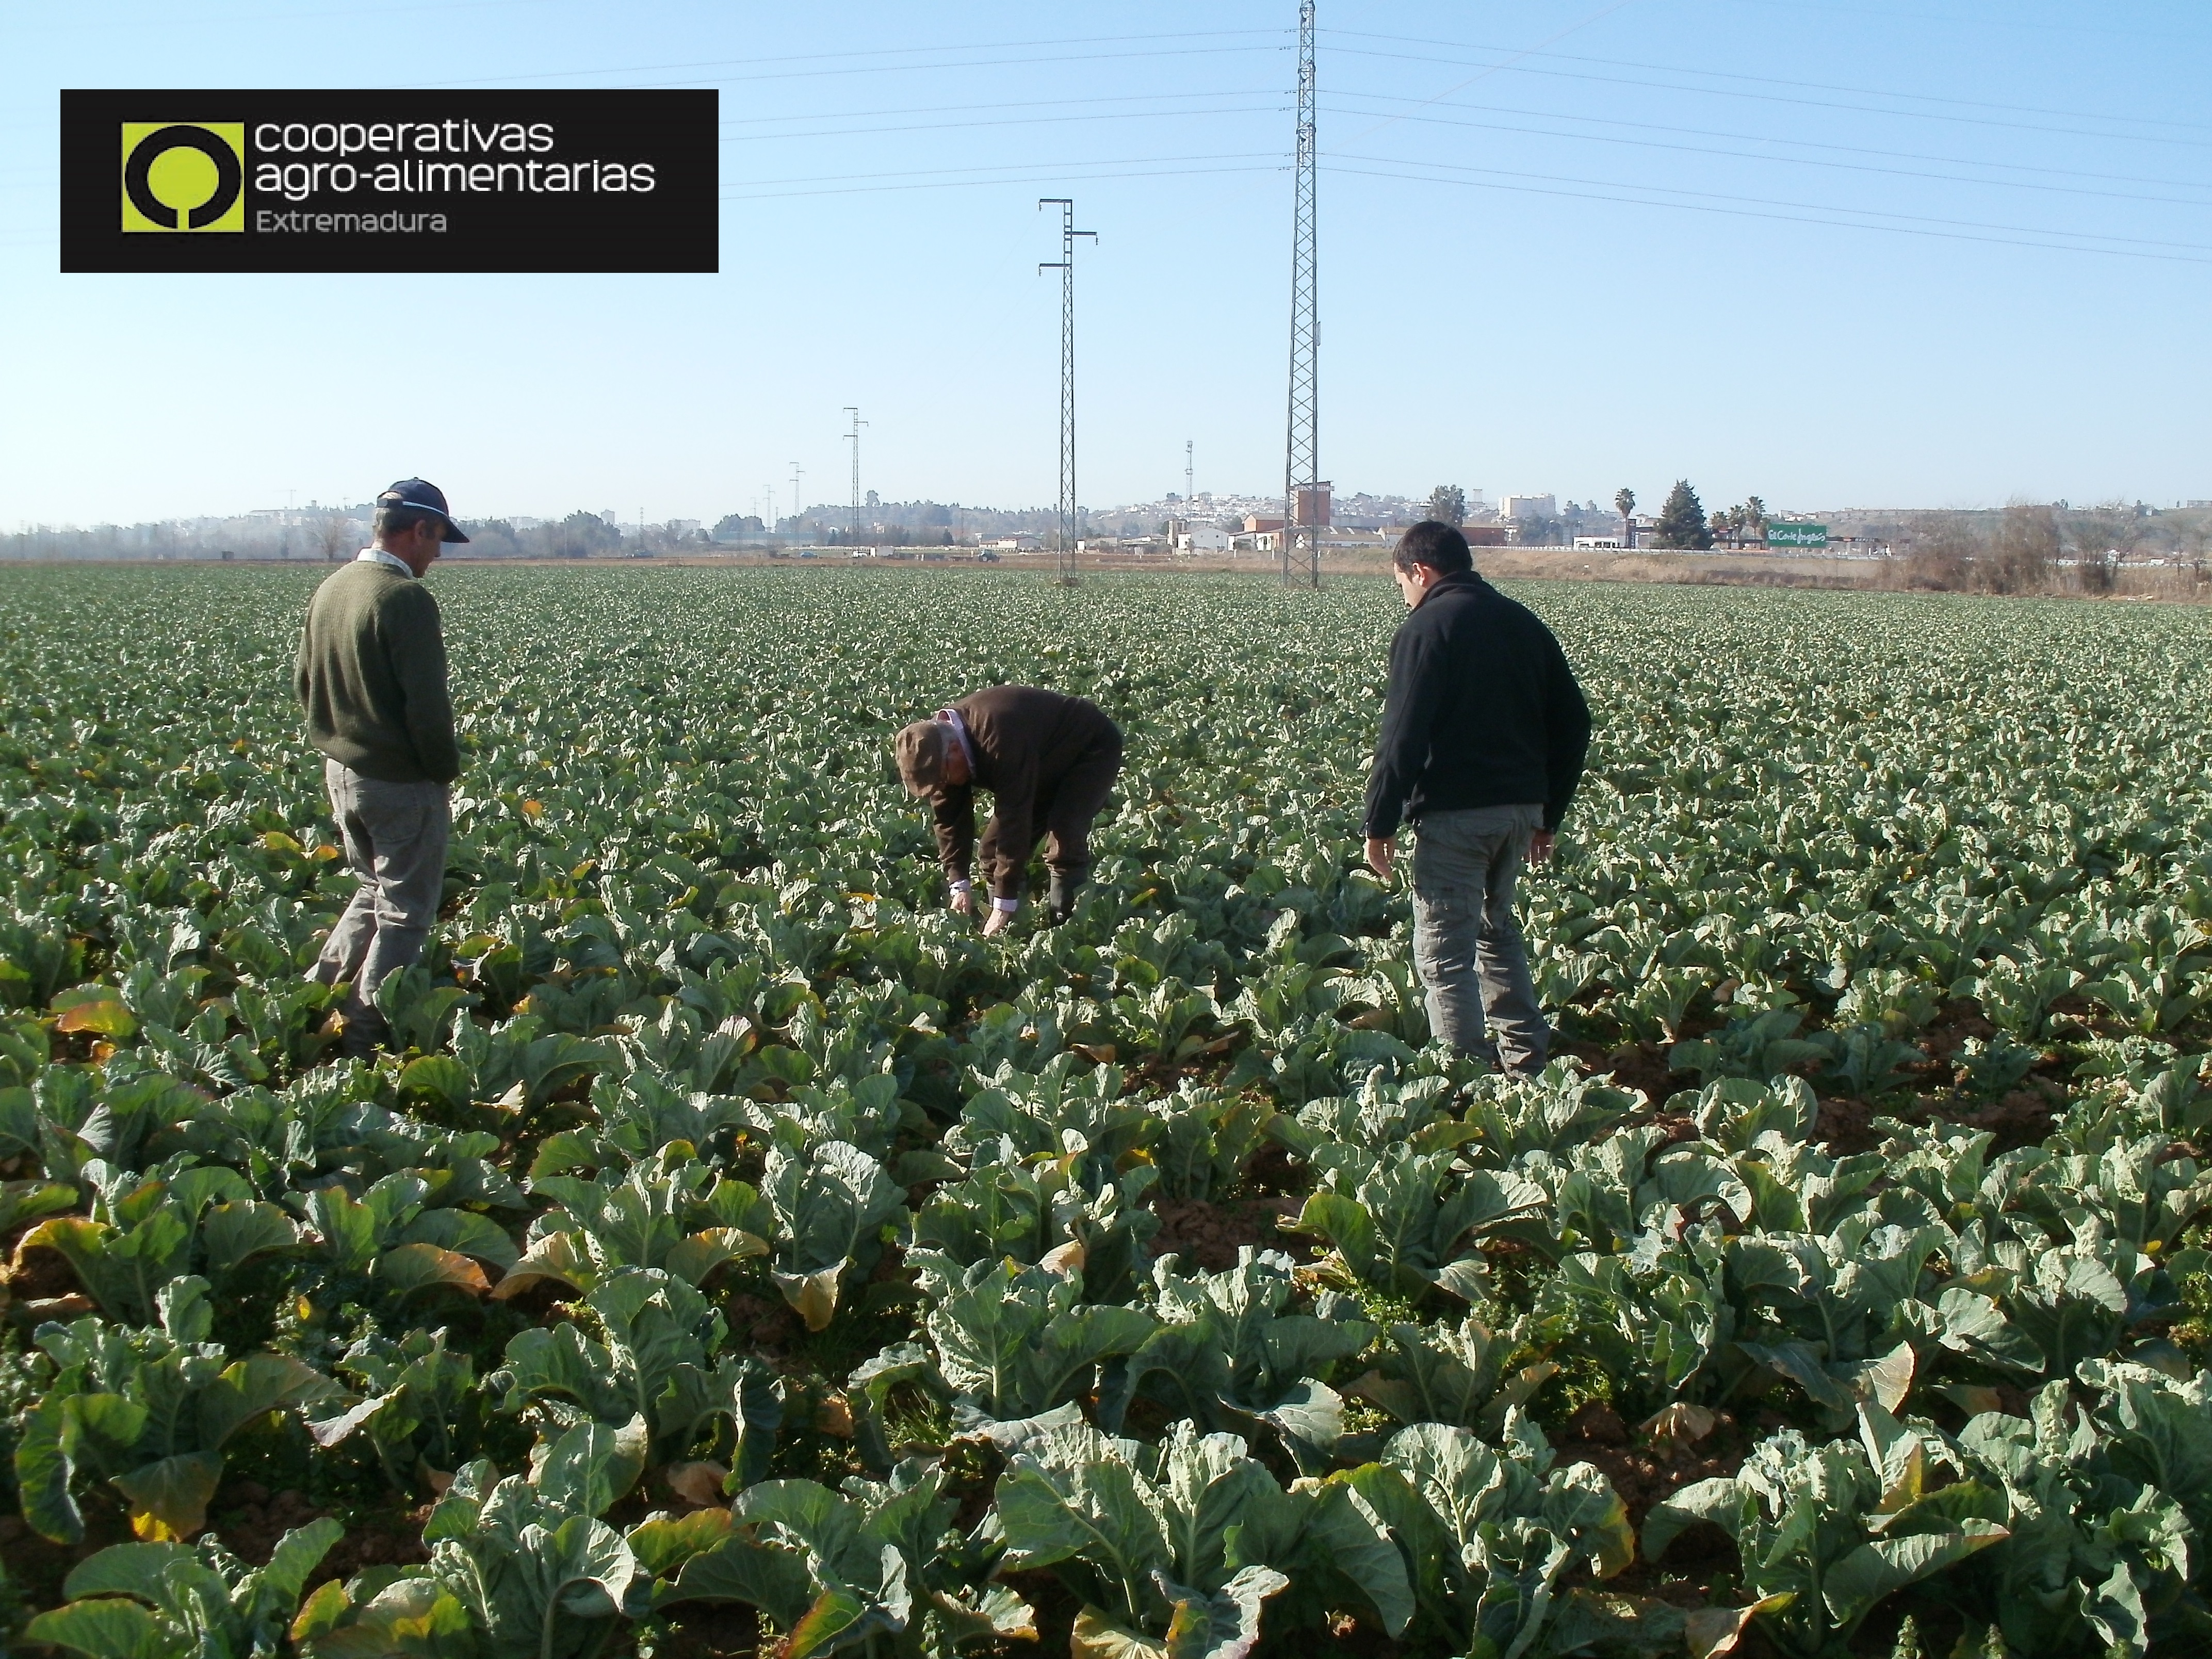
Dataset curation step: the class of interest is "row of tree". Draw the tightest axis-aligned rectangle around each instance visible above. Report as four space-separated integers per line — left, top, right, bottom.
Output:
1614 482 1770 550
1419 480 1771 550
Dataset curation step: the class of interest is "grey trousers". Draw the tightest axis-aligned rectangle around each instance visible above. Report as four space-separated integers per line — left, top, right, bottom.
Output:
1410 803 1549 1074
311 760 450 1033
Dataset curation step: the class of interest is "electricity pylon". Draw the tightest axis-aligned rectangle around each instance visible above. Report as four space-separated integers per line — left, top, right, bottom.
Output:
1038 197 1096 585
843 406 867 542
1282 0 1320 589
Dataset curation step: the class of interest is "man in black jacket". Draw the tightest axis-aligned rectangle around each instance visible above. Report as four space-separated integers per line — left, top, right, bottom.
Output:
1362 521 1590 1074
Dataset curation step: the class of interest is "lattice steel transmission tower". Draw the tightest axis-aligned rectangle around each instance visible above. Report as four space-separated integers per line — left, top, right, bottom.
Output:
1038 197 1095 584
842 406 867 541
1281 0 1320 588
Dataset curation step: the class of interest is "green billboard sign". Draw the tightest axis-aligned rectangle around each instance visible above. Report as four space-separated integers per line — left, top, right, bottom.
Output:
1765 521 1829 548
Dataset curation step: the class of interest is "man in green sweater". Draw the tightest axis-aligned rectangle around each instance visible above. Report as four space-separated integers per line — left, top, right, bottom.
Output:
296 479 468 1054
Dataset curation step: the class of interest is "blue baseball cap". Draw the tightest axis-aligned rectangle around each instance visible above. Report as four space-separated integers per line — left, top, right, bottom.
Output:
378 478 469 543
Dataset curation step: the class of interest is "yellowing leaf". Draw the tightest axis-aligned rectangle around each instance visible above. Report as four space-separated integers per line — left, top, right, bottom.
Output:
1038 1240 1086 1277
1071 1607 1168 1659
1640 1402 1718 1447
50 987 136 1038
1686 1593 1795 1658
773 1262 845 1333
663 1460 730 1506
375 1243 491 1297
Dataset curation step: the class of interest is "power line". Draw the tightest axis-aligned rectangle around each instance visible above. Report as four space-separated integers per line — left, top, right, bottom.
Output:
717 162 1282 205
1327 149 2212 254
1713 0 2212 48
721 100 1284 147
1322 159 2212 264
1325 38 2212 148
1323 92 2212 196
719 152 1281 203
14 0 559 35
1330 0 1649 151
428 32 1288 90
1327 27 2212 135
1322 99 2212 208
717 87 1288 132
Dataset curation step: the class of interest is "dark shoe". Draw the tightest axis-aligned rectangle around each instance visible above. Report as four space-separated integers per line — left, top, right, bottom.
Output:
338 1015 388 1061
1047 874 1082 925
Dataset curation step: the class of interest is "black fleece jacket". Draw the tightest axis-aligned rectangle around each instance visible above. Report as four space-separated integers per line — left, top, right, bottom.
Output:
1362 571 1590 838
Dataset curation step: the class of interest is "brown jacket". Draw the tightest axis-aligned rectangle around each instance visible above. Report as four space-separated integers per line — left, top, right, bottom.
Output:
929 686 1120 899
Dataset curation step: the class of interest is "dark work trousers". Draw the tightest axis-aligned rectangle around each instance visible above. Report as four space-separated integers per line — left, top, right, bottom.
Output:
310 759 450 1043
1409 802 1549 1074
1030 728 1123 911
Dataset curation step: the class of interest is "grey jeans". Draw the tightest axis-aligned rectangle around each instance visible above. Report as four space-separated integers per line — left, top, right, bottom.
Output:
1410 803 1549 1073
311 760 450 1033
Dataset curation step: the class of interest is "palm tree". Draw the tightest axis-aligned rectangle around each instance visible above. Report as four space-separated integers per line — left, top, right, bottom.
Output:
1743 496 1767 547
1614 488 1636 549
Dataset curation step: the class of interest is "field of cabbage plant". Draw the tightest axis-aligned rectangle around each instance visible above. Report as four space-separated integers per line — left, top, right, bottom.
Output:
3 563 2212 1659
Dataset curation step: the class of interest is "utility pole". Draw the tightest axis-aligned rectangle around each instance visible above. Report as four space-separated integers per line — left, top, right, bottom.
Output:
843 406 867 543
789 463 803 535
1184 440 1194 506
1282 0 1320 589
1038 197 1096 585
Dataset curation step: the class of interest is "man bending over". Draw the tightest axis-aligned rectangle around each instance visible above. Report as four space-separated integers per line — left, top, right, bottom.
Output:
893 686 1123 935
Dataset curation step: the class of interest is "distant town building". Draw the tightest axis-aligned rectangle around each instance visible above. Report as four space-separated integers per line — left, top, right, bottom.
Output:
1178 527 1233 555
1499 495 1557 522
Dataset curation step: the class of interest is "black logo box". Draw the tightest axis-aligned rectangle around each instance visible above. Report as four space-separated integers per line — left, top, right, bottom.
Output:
62 89 717 273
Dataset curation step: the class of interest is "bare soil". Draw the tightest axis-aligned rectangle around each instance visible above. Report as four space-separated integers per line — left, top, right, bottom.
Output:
213 1481 432 1586
1549 1402 1749 1537
656 1603 767 1659
1149 1196 1306 1272
1565 1039 1683 1107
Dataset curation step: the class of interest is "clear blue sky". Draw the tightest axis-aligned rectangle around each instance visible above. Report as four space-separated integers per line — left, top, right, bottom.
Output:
4 1 2207 527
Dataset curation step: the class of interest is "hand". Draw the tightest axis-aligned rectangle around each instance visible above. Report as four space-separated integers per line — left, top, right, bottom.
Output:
949 886 973 916
981 905 1012 938
1528 831 1557 866
1364 835 1395 883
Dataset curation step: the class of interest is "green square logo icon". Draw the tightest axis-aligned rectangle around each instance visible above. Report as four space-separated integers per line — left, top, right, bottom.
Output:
121 123 245 231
